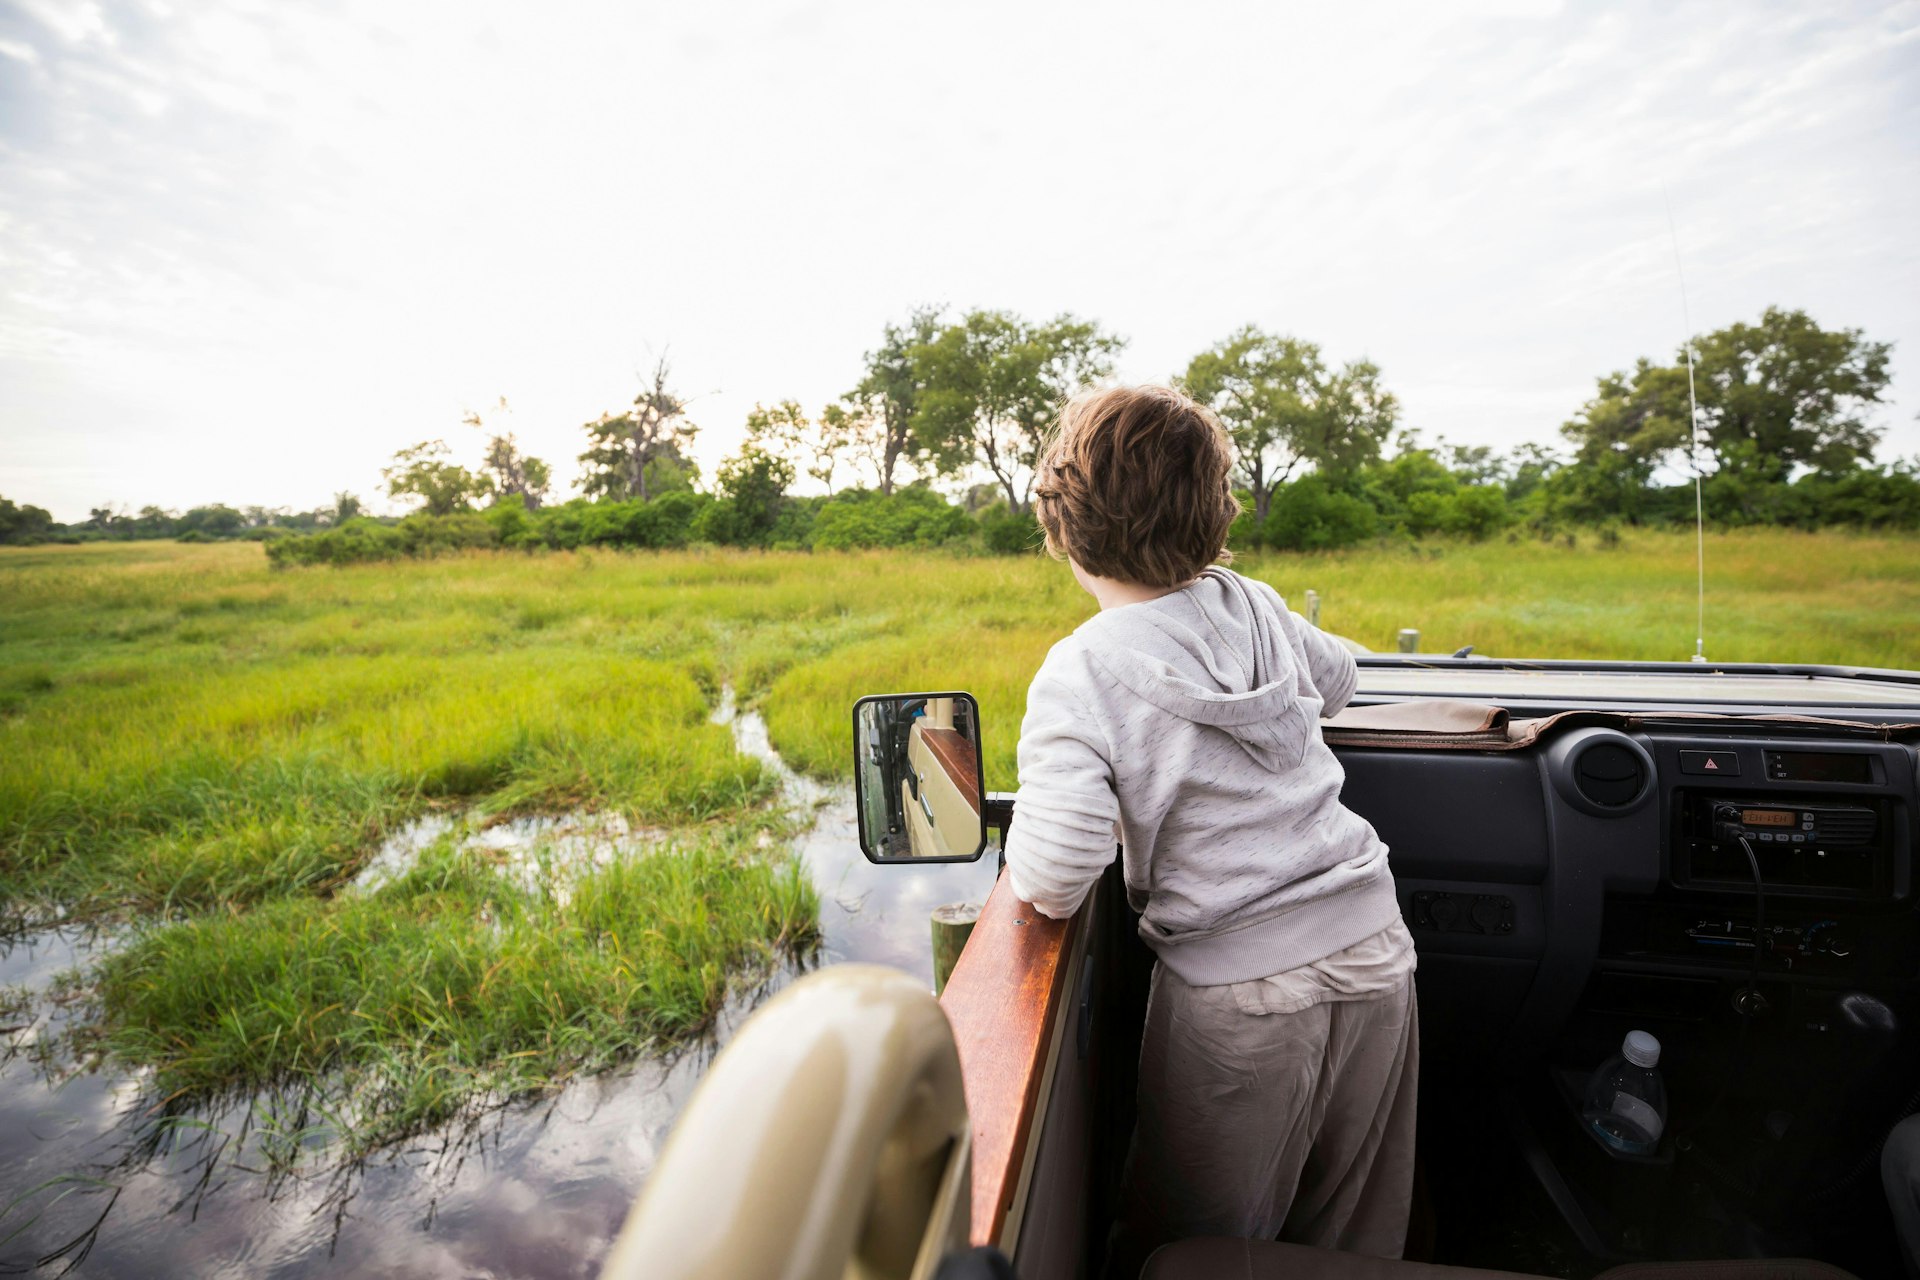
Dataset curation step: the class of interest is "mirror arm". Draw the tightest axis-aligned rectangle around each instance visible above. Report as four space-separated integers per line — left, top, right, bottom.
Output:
984 792 1016 842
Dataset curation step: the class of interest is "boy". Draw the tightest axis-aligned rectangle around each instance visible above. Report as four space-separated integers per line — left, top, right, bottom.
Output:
1003 384 1418 1265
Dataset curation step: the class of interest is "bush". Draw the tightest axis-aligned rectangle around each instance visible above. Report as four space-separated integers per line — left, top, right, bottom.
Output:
976 504 1042 555
812 488 973 551
1435 486 1511 541
1262 474 1379 551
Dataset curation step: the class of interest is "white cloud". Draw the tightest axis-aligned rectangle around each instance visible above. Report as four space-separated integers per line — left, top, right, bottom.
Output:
1 0 1916 520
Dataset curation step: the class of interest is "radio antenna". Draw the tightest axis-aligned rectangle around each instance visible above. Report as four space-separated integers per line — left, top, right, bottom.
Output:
1665 193 1707 663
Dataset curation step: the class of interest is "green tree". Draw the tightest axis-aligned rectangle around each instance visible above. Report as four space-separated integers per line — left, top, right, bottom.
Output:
133 505 176 538
177 504 247 538
0 496 55 544
330 491 364 525
698 443 795 546
914 310 1124 512
382 441 485 516
1562 307 1893 487
817 401 876 494
848 307 945 496
1179 326 1396 523
579 358 698 501
744 399 848 494
642 443 700 497
1502 443 1562 502
465 398 552 510
1692 307 1891 479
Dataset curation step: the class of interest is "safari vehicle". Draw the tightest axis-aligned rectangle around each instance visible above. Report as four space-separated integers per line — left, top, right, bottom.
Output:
607 657 1920 1279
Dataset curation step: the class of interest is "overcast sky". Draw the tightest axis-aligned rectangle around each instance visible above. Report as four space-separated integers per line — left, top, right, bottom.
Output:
2 0 1916 522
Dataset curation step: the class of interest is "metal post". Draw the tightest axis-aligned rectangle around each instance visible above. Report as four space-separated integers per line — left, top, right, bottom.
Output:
1396 628 1420 654
1304 589 1320 627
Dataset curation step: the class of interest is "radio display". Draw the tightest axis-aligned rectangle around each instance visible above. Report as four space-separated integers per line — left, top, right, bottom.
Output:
1767 751 1872 783
1741 808 1796 827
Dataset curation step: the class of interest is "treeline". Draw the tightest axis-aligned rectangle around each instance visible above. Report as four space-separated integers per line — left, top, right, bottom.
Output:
1235 442 1920 551
262 486 1036 567
5 304 1915 557
0 494 367 546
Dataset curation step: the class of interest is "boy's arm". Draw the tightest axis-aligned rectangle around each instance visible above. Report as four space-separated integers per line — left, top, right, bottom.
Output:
1003 672 1120 921
1291 611 1360 716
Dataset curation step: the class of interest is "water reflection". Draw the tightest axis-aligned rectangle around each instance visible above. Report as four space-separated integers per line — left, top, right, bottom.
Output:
0 688 1000 1277
352 810 668 904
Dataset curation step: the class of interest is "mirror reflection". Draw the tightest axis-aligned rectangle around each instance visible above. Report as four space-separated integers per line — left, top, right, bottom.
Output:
853 693 987 864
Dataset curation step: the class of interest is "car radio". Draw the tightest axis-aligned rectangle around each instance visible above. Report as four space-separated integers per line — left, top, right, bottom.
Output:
1709 801 1878 848
1675 792 1889 897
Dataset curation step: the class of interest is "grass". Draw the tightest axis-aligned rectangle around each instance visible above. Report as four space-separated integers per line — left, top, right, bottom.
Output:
89 822 817 1153
1 530 1916 1161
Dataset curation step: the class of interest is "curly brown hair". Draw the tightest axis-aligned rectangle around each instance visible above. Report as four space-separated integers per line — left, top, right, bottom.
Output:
1032 384 1242 589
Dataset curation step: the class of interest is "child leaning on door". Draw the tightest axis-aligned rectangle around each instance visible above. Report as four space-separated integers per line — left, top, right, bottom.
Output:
1001 384 1418 1269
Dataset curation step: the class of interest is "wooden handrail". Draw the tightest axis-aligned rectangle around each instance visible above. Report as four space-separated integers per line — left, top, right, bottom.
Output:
937 868 1079 1248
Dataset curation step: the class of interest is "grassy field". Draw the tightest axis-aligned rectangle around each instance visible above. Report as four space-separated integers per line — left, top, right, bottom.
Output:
2 530 1917 1154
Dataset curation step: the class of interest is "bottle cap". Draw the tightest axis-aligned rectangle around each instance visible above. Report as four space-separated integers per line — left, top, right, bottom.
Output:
1623 1030 1661 1068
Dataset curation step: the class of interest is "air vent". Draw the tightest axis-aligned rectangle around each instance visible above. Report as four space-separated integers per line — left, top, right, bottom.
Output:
1574 742 1646 808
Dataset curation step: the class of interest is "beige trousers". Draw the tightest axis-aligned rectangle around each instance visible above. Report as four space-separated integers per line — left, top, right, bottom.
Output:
1120 964 1420 1262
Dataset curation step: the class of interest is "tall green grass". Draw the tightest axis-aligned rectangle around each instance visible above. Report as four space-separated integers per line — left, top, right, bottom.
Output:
95 825 818 1154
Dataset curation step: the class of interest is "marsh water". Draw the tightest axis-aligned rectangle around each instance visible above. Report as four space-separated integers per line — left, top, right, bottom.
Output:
0 693 1001 1276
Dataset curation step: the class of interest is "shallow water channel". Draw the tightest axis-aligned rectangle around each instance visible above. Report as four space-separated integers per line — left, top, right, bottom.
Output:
0 693 1001 1276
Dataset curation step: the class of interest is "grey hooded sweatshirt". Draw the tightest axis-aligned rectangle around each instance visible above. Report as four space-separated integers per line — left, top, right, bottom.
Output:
1003 567 1399 986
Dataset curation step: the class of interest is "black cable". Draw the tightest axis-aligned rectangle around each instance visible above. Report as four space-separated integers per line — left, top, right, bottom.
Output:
1736 833 1765 1005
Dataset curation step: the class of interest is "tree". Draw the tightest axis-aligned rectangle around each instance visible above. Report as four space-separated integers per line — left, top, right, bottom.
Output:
744 399 846 495
0 496 54 544
133 505 176 538
847 307 946 496
697 443 795 546
465 398 552 510
177 504 247 538
1179 326 1397 523
1502 443 1562 502
914 310 1125 512
579 359 698 502
1562 307 1893 485
382 440 485 516
821 400 888 492
1556 359 1692 521
1693 308 1891 479
331 492 364 525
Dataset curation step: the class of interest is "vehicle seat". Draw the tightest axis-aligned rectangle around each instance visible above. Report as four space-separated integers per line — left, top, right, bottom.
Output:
1141 1238 1862 1280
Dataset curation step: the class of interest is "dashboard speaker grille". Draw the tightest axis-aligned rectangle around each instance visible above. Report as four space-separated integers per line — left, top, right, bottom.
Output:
1815 811 1876 843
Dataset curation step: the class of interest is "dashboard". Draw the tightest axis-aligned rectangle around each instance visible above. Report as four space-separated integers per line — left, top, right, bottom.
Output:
1330 666 1920 1067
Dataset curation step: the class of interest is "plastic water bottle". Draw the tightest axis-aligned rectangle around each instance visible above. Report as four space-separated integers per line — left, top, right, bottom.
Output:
1582 1030 1667 1156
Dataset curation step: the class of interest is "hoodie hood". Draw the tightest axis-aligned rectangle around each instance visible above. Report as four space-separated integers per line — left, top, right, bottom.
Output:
1076 568 1318 773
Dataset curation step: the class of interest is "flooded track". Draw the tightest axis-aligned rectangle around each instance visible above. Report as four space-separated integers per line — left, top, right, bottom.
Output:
0 690 1000 1276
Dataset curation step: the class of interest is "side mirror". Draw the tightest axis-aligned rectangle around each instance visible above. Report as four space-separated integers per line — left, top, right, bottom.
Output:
852 692 988 864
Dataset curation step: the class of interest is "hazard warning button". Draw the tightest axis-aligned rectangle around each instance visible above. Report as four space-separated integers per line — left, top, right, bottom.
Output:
1679 750 1741 776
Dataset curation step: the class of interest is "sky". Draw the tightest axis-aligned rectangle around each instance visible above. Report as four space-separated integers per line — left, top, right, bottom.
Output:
2 0 1917 522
